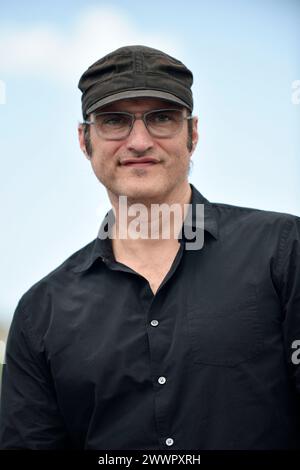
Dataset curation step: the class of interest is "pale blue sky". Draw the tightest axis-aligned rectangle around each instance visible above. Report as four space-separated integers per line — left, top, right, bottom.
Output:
0 0 299 329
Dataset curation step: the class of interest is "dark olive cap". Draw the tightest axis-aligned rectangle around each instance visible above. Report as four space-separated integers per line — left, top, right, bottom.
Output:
78 45 193 118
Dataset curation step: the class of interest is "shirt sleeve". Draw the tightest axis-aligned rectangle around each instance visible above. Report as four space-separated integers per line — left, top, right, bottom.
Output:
276 216 300 393
0 297 71 449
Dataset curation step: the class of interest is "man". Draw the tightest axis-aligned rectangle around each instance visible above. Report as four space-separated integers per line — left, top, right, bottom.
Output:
0 45 300 450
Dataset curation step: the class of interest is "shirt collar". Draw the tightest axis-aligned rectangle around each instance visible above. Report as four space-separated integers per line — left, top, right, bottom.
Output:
73 184 219 273
186 184 219 240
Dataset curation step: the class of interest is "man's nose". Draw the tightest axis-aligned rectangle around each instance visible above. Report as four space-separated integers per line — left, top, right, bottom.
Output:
125 117 154 153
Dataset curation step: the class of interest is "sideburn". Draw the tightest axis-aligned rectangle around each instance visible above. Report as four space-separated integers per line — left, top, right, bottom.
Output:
187 118 193 152
84 125 93 157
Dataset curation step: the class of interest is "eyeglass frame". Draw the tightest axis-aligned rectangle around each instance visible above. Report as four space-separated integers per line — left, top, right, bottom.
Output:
82 108 194 140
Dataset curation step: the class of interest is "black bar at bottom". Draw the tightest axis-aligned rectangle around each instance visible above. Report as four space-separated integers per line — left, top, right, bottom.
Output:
0 450 299 467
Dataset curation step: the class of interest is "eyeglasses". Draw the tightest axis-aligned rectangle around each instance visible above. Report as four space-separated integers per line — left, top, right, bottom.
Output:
83 108 193 140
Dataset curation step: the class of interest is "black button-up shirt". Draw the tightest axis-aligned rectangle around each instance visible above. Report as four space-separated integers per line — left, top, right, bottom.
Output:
1 185 300 450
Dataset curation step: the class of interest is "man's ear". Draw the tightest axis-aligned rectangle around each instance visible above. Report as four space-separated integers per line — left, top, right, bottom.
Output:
191 116 198 154
78 124 90 160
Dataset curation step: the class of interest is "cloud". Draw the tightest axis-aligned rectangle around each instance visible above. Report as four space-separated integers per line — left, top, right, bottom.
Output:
0 6 182 85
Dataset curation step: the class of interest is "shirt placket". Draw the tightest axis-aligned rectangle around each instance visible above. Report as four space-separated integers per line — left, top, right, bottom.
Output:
137 243 185 450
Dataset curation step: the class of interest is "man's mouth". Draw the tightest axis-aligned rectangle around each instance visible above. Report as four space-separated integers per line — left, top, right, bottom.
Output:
121 157 159 167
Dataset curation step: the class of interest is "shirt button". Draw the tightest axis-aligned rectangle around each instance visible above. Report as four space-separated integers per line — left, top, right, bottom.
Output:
166 438 174 446
158 376 167 385
150 320 159 327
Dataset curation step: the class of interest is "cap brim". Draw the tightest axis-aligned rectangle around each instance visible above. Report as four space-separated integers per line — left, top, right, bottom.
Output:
86 89 191 114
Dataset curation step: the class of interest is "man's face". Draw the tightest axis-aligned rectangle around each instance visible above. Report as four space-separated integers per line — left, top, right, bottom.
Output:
78 98 198 202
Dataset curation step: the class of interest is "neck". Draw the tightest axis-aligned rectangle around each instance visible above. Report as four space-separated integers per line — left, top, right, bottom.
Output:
108 183 192 257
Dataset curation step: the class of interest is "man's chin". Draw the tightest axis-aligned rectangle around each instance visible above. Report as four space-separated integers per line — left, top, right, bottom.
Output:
116 182 163 202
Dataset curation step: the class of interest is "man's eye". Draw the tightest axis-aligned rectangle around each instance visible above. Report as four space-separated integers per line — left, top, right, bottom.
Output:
102 115 127 126
153 112 172 122
149 111 179 125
